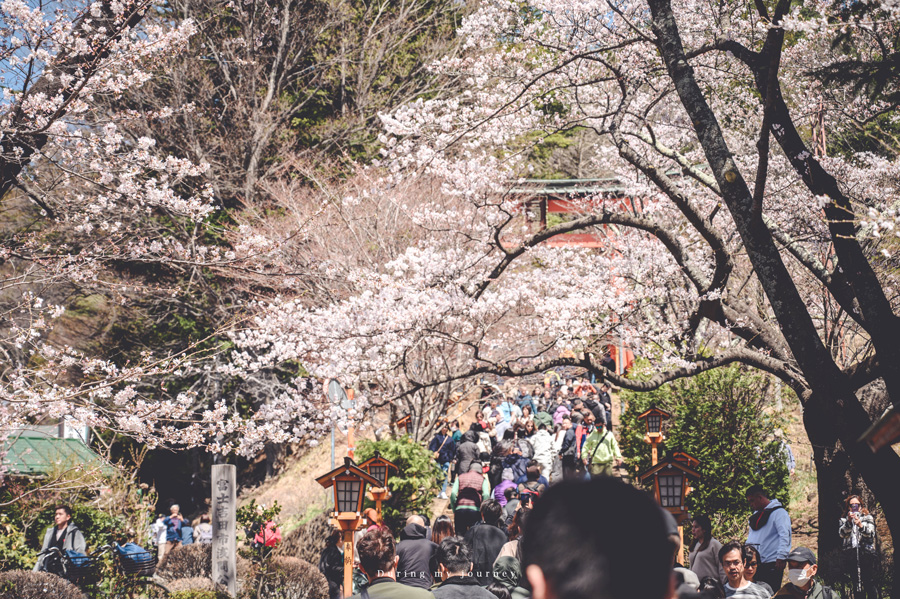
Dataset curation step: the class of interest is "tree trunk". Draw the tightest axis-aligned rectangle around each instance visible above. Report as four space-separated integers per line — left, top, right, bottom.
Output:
811 440 852 582
805 387 900 597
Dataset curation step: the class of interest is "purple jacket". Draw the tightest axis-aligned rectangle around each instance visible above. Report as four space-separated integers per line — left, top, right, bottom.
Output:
553 405 570 425
494 480 517 506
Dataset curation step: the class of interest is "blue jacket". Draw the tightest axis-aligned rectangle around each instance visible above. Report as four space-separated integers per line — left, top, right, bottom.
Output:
429 434 457 464
164 515 184 542
746 499 791 563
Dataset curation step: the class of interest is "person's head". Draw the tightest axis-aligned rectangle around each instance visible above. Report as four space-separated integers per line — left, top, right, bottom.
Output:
583 413 595 427
786 547 818 590
522 478 673 599
526 461 541 481
357 528 397 580
508 507 530 541
745 485 769 511
698 576 725 599
487 583 512 599
845 495 869 516
493 555 522 591
718 542 745 587
561 416 572 430
170 503 180 515
523 405 532 416
470 462 484 474
504 486 518 502
200 514 211 524
432 515 455 545
441 424 450 435
327 529 341 545
481 500 503 526
363 508 379 526
436 536 472 579
54 505 72 528
406 514 425 528
741 544 762 583
601 383 610 392
690 515 712 549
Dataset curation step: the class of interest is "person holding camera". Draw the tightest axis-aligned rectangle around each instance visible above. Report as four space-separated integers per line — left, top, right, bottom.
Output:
839 495 877 599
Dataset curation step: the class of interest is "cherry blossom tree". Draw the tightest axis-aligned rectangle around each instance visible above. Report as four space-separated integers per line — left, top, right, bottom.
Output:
0 0 261 465
234 0 900 584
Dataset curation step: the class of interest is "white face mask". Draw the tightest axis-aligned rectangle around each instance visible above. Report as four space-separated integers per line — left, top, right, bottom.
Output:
788 566 812 586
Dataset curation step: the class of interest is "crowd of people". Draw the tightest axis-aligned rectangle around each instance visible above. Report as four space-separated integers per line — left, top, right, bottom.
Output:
314 376 880 599
149 504 214 568
429 377 621 506
320 477 862 599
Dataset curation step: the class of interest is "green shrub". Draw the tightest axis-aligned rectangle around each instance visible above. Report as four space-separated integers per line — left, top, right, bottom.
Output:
168 577 232 598
276 512 332 565
0 570 84 599
619 364 790 543
355 437 442 532
0 512 36 570
156 543 251 583
28 504 124 552
240 556 328 599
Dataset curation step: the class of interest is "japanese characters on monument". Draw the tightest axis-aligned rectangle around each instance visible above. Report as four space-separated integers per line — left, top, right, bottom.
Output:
212 464 237 596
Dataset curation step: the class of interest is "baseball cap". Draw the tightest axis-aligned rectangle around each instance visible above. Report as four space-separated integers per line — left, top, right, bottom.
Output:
787 547 816 565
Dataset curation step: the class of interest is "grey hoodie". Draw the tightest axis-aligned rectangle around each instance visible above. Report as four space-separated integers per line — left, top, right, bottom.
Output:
35 523 87 571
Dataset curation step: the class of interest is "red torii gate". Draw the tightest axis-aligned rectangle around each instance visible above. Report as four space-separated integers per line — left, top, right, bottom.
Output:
505 178 636 374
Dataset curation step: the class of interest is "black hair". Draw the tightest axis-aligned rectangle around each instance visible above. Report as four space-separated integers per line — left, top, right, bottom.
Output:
698 576 725 598
481 500 503 526
689 514 713 552
521 478 672 599
504 486 518 501
486 583 512 599
745 484 766 498
55 505 72 518
741 544 762 569
718 541 744 565
436 536 472 574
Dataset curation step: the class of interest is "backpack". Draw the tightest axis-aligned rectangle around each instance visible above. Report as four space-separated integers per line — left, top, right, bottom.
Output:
520 480 542 500
115 542 156 575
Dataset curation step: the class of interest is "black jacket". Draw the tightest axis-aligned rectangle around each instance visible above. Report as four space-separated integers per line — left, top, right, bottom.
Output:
560 428 577 456
463 522 508 586
396 523 438 589
433 576 499 599
319 544 344 584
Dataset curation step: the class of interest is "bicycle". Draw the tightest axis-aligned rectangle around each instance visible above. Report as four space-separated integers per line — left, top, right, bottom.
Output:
38 543 171 598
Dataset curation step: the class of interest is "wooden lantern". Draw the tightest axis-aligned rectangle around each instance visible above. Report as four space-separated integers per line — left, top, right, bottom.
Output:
316 457 381 598
397 414 412 434
358 452 399 525
316 456 381 517
358 452 399 489
639 453 700 523
637 405 672 437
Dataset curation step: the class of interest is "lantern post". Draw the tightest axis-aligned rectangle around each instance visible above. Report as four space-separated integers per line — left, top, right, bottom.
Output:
636 406 672 466
358 452 399 525
316 457 381 597
639 452 701 566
